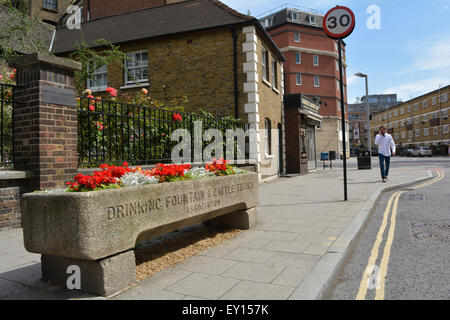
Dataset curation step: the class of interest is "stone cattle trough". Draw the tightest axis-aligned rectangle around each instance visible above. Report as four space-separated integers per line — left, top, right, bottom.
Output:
21 172 259 296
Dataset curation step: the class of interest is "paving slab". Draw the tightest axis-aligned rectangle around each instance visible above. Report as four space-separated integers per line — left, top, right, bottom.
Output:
165 273 239 300
220 261 285 283
222 247 276 264
176 256 238 275
219 280 295 300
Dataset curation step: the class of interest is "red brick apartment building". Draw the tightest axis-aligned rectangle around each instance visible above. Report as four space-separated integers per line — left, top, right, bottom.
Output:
260 6 350 159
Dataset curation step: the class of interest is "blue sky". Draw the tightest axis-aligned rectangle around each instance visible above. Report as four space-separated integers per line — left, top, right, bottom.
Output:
222 0 450 104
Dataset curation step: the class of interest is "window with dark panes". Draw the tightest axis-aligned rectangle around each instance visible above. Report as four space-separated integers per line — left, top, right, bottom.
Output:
43 0 58 10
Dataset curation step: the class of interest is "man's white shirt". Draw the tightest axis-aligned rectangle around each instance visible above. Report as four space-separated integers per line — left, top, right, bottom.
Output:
374 133 396 157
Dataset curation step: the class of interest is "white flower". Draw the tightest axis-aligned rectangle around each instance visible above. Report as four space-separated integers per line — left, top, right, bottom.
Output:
120 172 159 187
235 168 248 174
185 167 214 179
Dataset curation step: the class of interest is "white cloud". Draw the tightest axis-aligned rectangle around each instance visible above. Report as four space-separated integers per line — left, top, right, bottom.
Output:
383 77 450 101
413 35 450 72
346 75 359 86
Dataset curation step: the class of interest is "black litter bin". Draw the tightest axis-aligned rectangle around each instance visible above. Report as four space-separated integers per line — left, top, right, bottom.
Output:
357 150 372 170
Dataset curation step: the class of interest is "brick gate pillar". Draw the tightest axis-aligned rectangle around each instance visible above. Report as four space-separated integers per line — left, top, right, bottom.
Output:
12 54 81 190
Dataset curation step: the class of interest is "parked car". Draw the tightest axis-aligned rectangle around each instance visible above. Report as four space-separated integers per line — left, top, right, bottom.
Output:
412 147 432 157
400 148 414 157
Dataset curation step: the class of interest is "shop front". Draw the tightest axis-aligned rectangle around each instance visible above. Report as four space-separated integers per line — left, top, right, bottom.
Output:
284 94 322 175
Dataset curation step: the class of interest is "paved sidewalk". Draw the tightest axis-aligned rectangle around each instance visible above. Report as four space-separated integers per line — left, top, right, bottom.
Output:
0 165 432 300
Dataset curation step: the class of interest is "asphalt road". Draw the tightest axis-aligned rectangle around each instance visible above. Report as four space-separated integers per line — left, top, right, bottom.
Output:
327 158 450 300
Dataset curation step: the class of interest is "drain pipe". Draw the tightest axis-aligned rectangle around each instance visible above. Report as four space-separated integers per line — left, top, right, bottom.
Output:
49 28 56 52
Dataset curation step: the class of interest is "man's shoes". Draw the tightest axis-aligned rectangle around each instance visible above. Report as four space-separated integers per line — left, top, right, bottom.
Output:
382 179 387 183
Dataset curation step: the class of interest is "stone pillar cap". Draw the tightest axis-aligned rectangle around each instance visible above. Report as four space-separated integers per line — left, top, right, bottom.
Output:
10 53 81 72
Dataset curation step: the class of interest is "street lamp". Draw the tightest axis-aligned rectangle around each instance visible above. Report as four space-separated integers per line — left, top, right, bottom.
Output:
355 73 371 157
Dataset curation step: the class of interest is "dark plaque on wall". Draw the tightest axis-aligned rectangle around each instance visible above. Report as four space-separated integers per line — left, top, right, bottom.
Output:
42 85 76 107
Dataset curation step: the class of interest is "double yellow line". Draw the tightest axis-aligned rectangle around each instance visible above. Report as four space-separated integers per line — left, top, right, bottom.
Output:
356 170 445 300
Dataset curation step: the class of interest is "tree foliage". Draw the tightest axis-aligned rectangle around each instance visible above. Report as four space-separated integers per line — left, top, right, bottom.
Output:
0 1 52 63
69 38 128 94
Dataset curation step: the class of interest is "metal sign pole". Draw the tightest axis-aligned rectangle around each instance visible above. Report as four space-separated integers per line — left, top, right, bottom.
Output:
323 5 354 202
338 39 348 201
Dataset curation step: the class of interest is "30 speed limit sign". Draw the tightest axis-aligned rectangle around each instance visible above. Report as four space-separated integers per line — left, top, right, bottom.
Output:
323 6 355 39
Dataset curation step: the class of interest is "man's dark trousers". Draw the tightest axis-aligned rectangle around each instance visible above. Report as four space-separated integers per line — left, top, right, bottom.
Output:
378 153 391 179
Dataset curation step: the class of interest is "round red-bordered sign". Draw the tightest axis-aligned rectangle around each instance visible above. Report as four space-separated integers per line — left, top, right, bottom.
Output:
323 6 355 39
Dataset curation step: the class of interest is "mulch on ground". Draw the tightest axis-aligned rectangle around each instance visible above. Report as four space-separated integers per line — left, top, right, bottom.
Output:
134 226 242 281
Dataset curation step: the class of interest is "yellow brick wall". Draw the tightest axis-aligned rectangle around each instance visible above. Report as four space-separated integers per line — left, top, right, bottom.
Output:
370 86 450 147
107 28 237 117
29 0 75 24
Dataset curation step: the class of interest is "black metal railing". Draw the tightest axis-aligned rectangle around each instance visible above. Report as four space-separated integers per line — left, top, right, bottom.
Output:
77 97 249 167
0 83 16 169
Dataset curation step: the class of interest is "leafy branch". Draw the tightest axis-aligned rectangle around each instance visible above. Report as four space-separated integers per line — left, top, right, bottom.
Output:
0 2 51 63
69 38 128 94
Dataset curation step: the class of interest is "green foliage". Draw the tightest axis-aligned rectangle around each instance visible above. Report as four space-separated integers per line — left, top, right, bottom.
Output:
66 183 121 193
69 38 128 95
77 91 246 167
0 4 51 63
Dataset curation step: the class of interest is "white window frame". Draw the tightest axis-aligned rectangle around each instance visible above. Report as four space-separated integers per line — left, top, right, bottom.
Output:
400 108 404 115
296 73 302 86
272 58 278 89
294 32 300 42
337 79 340 91
424 128 429 136
264 118 272 156
124 50 149 85
309 15 316 24
443 109 448 118
433 127 439 135
291 11 298 21
314 75 320 87
295 52 301 64
313 54 319 66
86 63 108 92
261 47 269 81
443 125 449 133
432 97 437 105
442 93 448 102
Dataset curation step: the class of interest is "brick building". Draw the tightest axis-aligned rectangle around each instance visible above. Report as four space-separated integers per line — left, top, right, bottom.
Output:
370 85 450 151
348 94 399 154
7 0 79 26
52 0 286 181
260 6 350 160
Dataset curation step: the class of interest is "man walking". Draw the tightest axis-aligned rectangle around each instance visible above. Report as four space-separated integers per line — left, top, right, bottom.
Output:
374 125 396 183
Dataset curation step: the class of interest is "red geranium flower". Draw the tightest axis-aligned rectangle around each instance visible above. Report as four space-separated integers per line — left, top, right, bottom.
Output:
89 105 95 111
172 113 182 122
